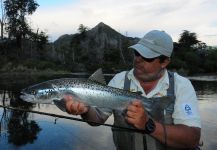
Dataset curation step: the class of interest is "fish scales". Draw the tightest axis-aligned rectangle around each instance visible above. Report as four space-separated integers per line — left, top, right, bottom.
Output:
20 77 172 116
20 69 172 123
20 68 174 124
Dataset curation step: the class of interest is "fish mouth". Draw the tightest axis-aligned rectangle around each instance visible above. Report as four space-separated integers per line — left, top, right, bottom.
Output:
20 92 36 103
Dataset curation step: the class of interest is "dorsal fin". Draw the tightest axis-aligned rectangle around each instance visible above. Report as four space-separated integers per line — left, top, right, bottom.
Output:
88 68 106 85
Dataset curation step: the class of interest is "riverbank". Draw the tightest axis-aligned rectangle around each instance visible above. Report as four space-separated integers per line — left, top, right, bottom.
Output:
188 75 217 81
1 70 217 81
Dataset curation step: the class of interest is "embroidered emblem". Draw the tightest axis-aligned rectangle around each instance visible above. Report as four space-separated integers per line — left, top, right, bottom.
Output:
184 104 192 115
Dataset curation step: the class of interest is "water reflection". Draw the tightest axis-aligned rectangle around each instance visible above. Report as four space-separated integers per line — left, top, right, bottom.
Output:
192 81 217 101
0 89 115 150
7 114 41 146
191 81 217 150
0 90 41 146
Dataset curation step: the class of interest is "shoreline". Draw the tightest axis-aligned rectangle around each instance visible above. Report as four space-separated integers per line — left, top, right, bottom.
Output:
187 75 217 81
0 71 217 81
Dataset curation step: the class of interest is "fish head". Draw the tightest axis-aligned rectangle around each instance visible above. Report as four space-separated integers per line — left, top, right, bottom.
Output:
20 82 59 103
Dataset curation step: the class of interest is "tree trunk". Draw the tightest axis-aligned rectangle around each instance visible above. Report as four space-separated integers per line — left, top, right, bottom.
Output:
119 36 126 64
0 21 3 39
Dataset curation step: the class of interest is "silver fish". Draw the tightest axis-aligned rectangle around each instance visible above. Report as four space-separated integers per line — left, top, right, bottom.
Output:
20 69 172 118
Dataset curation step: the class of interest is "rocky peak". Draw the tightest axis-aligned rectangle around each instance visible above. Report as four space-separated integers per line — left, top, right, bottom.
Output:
88 22 123 38
97 22 107 27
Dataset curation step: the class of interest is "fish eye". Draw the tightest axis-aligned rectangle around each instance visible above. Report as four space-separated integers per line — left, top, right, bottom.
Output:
31 90 36 95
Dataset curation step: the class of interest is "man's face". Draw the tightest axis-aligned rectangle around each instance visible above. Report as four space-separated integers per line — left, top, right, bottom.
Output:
133 51 169 82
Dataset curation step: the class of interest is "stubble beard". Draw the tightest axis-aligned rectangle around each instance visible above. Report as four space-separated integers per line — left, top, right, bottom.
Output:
133 67 165 82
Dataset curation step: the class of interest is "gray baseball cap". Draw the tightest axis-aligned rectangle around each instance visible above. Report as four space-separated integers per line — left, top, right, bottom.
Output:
129 30 173 58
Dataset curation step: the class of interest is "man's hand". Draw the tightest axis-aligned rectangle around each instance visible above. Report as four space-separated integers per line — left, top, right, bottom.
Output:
64 95 89 115
126 99 149 130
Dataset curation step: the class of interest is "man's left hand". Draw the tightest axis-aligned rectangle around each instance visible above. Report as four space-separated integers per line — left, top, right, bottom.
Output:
126 99 149 130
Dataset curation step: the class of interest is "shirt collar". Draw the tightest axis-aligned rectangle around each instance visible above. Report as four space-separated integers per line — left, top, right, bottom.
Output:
127 68 170 91
157 69 169 90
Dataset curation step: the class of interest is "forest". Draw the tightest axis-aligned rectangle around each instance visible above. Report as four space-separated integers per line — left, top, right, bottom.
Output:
0 0 217 75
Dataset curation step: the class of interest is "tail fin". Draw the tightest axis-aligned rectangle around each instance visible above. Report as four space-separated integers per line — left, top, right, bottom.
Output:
148 96 173 121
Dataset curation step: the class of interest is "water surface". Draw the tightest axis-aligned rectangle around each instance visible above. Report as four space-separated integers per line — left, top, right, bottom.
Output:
0 74 217 150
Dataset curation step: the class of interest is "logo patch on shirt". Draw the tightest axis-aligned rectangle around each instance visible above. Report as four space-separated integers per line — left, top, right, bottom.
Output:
182 104 193 116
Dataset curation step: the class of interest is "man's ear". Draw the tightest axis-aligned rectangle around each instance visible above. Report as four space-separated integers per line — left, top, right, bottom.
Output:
161 58 170 68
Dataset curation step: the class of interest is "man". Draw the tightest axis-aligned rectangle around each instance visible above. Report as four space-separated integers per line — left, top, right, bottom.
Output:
64 30 201 150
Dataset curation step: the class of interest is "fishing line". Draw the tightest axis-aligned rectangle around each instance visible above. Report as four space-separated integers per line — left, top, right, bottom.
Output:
0 104 145 133
0 105 101 150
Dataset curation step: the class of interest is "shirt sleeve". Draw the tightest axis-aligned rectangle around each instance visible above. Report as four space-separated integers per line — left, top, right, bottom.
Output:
172 74 201 128
108 71 126 89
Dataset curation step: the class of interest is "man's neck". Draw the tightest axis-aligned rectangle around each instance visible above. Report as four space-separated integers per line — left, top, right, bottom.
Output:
139 78 160 94
137 69 165 94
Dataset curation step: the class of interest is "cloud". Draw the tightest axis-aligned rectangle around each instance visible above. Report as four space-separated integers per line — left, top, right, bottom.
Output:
29 0 217 45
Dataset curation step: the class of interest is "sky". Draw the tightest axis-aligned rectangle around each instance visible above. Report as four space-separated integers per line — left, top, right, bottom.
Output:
29 0 217 46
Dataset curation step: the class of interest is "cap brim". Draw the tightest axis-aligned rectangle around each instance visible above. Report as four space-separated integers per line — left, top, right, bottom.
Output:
129 44 161 58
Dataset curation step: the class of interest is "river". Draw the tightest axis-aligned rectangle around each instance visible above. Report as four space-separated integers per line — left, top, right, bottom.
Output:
0 73 216 150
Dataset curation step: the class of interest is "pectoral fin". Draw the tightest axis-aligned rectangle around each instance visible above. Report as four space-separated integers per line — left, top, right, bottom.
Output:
53 99 67 112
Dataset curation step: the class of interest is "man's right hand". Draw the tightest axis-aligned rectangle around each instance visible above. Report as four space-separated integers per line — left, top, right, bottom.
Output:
64 95 89 115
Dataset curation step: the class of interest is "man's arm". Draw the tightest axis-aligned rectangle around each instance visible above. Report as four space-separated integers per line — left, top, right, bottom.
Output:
153 122 200 148
81 107 110 126
126 100 201 149
64 95 109 125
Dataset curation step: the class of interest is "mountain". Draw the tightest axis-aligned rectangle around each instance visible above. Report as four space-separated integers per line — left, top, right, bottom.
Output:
52 22 139 72
54 22 138 50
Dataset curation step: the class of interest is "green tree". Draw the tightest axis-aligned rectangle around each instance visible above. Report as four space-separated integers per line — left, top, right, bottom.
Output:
178 30 199 48
78 24 89 34
171 30 205 75
204 48 217 73
4 0 39 47
30 29 48 50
